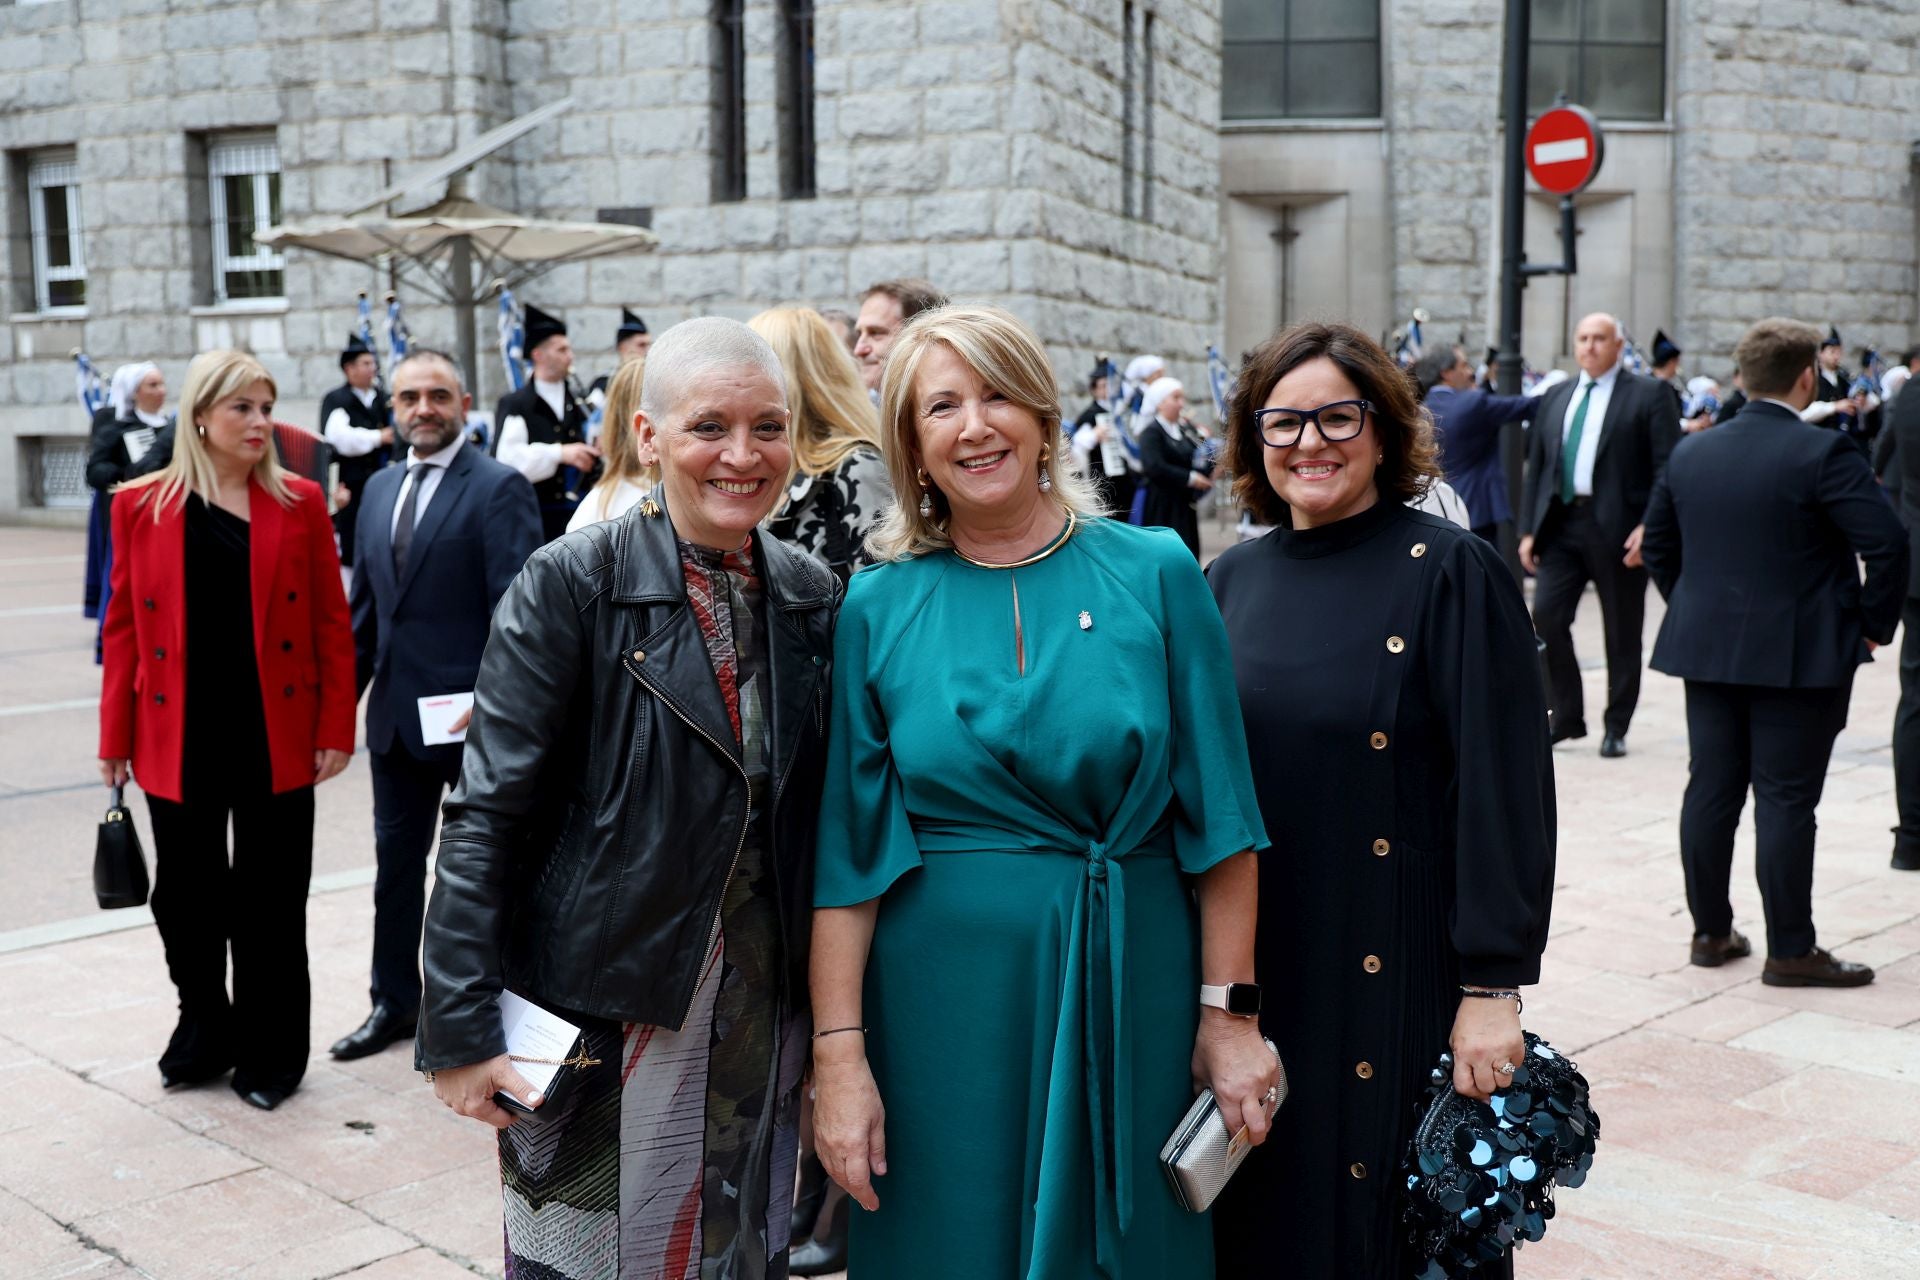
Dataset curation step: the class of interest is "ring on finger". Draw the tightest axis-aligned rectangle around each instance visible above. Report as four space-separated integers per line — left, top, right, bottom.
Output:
1495 1060 1516 1076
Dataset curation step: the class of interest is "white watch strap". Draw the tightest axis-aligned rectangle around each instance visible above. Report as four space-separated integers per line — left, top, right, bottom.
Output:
1198 984 1230 1009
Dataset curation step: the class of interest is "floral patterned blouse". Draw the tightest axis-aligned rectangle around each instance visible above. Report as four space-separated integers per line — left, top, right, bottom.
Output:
766 446 895 580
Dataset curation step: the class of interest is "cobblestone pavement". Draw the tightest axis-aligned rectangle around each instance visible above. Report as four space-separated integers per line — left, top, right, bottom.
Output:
2 521 1916 1279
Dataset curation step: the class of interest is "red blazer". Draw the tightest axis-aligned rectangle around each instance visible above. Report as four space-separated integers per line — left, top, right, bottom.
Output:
99 476 357 803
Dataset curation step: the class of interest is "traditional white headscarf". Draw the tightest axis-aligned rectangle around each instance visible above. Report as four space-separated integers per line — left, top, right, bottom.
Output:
1139 376 1183 424
108 362 160 419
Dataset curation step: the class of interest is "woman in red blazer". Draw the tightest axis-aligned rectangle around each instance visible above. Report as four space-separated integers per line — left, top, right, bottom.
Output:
99 349 356 1111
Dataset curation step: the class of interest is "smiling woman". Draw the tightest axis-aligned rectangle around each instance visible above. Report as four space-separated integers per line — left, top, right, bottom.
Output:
416 315 842 1280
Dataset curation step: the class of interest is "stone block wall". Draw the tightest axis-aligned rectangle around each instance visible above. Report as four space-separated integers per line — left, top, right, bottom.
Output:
1671 0 1920 369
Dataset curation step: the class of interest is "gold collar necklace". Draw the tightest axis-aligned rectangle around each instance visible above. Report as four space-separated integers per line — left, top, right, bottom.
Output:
951 512 1079 569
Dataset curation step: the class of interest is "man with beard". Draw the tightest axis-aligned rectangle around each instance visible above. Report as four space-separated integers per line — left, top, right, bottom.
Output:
330 349 542 1062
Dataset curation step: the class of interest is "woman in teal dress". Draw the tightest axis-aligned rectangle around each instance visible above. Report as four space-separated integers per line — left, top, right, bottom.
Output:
809 305 1278 1279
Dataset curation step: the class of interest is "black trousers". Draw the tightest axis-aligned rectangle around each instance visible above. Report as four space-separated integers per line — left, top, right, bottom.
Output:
369 743 463 1011
146 786 315 1095
1680 678 1851 959
1894 598 1920 860
1531 500 1648 739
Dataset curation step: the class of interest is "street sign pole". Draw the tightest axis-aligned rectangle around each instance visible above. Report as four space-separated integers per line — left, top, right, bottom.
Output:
1496 0 1532 573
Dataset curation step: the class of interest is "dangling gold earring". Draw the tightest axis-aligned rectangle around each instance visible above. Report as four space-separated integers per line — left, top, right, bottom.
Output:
916 467 934 518
1038 444 1053 493
639 494 661 518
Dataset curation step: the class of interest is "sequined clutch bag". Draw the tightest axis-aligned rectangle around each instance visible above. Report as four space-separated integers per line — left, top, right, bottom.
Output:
1402 1032 1598 1277
1159 1037 1286 1213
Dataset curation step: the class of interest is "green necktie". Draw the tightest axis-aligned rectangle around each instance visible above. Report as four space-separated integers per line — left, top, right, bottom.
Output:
1560 380 1593 505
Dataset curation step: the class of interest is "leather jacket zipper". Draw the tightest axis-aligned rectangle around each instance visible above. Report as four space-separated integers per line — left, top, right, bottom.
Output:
626 660 751 1029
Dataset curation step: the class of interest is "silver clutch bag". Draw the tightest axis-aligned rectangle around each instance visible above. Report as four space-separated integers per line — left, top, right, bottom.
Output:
1158 1037 1286 1213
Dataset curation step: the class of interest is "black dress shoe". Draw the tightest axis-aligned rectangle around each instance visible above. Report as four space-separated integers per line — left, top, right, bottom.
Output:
790 1152 829 1247
1893 832 1920 871
789 1192 849 1276
1599 734 1627 758
1762 946 1874 988
1689 929 1752 968
240 1088 288 1111
329 1004 419 1061
1550 720 1589 746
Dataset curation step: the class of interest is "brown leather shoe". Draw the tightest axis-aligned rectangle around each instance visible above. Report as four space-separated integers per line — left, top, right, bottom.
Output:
1762 946 1874 988
1689 930 1752 968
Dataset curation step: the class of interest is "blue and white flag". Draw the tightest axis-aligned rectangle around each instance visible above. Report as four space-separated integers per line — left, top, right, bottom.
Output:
1393 309 1428 369
498 287 527 393
1851 349 1884 401
1205 345 1234 422
74 350 107 420
1099 355 1138 448
1619 330 1649 376
384 293 411 366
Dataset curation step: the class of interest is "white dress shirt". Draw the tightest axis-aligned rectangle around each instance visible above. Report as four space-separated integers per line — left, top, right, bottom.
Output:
496 379 569 483
1560 364 1619 498
389 436 465 539
324 384 386 458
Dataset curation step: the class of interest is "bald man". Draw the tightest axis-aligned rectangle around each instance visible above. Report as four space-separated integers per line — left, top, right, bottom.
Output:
1519 313 1683 757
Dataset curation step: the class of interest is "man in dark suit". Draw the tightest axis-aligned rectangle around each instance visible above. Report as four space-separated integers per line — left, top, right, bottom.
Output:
331 349 543 1059
1520 311 1682 757
1886 348 1920 873
1416 344 1536 542
1643 317 1907 987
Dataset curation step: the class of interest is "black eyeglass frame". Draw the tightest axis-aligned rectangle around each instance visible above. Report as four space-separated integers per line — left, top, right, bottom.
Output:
1253 399 1375 448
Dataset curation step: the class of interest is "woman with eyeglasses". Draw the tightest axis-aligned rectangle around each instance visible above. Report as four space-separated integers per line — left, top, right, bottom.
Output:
1204 324 1557 1278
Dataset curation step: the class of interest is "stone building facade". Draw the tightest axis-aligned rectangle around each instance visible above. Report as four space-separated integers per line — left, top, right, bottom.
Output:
6 0 1920 523
0 0 1222 521
1222 0 1920 380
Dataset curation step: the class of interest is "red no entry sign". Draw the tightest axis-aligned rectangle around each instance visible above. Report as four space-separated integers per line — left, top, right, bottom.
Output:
1525 105 1604 195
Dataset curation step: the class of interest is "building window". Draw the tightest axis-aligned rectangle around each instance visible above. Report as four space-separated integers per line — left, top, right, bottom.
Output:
207 134 284 303
1221 0 1381 121
778 0 816 198
1529 0 1666 122
713 0 748 202
1141 11 1156 222
1122 2 1136 217
27 151 87 312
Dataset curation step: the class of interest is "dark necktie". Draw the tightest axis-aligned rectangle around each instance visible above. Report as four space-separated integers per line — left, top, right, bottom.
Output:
391 462 430 580
1559 381 1594 505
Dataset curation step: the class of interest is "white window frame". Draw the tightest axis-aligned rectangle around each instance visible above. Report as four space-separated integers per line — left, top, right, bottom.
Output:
207 134 285 305
27 152 87 314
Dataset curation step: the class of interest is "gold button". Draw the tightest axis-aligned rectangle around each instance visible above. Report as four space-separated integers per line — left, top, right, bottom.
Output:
1369 731 1388 750
1355 1061 1374 1080
1410 542 1427 558
1349 1162 1368 1179
1372 838 1390 856
1363 954 1382 974
1386 635 1405 654
631 650 646 662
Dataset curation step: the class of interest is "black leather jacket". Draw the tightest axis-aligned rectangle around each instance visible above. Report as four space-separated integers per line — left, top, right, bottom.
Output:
415 499 841 1071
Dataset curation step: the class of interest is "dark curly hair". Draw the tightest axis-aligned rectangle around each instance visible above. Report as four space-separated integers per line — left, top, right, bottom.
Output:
1226 322 1442 527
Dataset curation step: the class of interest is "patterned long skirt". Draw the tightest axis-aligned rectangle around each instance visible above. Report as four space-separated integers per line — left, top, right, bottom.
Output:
498 848 803 1280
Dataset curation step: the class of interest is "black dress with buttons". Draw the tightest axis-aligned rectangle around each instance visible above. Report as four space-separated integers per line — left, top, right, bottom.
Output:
1205 498 1556 1278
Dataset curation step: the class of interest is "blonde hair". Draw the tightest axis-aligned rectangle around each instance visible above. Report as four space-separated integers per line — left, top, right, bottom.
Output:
120 349 296 519
586 356 657 506
748 306 881 476
867 305 1103 562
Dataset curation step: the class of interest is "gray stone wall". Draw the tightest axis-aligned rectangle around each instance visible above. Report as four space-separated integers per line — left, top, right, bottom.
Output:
1 0 1224 522
1383 0 1507 356
1671 0 1920 370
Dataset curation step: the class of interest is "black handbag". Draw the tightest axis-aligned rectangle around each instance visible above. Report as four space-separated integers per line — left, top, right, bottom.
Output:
1402 1033 1598 1276
93 784 150 910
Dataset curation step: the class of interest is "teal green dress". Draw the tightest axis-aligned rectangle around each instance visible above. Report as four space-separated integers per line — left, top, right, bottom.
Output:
815 519 1268 1280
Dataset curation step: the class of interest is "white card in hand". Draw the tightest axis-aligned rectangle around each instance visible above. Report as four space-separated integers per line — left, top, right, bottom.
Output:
417 691 474 745
498 990 582 1098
